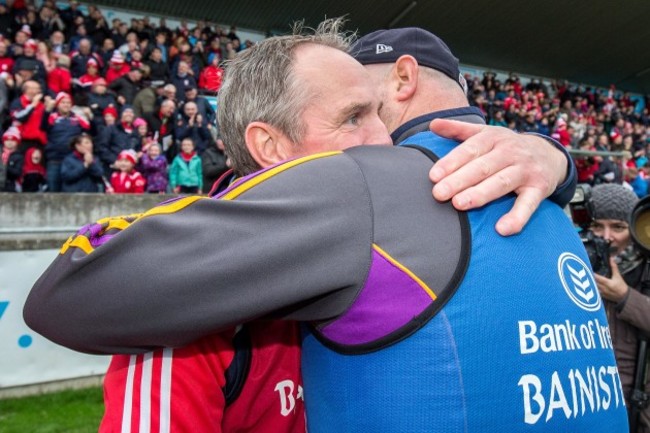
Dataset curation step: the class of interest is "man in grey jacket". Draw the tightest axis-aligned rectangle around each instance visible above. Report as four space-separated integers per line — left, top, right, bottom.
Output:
24 20 617 433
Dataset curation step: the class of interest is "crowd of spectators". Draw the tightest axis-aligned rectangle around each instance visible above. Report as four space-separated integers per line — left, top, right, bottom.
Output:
0 0 233 194
1 0 650 198
467 72 650 198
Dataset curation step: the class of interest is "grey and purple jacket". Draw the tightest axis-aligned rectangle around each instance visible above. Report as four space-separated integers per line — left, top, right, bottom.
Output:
24 120 626 431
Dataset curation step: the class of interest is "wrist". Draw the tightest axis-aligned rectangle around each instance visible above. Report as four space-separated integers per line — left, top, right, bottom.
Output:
524 132 569 185
615 286 632 311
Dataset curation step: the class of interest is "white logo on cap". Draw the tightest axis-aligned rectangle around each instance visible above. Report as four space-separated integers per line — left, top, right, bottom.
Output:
458 73 468 96
557 252 601 312
376 44 393 54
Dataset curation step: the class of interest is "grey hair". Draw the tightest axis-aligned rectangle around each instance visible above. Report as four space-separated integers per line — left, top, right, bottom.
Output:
217 17 356 176
161 98 175 109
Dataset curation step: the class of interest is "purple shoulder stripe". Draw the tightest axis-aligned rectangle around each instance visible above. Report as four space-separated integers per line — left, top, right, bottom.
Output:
321 248 434 346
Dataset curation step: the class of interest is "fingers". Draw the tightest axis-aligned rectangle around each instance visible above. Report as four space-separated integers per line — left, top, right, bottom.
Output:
429 118 484 142
493 188 545 236
432 143 522 202
609 257 620 277
433 164 544 236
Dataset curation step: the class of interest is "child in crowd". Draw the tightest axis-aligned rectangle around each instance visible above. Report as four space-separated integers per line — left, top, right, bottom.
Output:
107 149 146 194
139 140 168 193
21 147 47 192
169 137 202 194
2 127 23 192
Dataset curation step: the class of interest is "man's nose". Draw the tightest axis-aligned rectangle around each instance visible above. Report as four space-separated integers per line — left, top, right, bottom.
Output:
367 119 392 146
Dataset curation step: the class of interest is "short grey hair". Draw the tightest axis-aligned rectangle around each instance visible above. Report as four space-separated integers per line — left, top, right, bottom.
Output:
217 17 355 176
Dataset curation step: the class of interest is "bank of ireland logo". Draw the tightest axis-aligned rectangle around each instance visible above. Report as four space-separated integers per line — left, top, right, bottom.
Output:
557 252 601 311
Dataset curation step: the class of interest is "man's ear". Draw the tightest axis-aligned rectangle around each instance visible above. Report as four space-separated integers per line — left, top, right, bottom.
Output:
392 55 419 102
245 121 292 168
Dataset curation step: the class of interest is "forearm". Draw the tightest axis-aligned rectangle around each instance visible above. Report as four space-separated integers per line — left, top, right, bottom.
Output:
24 154 371 353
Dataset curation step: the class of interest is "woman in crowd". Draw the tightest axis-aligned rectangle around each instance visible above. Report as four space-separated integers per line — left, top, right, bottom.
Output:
61 133 104 193
592 184 650 432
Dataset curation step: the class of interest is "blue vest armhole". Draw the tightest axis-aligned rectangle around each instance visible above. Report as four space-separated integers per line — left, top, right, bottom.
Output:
308 144 471 355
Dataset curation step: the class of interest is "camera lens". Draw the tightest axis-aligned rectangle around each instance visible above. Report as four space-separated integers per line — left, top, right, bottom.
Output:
631 197 650 256
634 209 650 250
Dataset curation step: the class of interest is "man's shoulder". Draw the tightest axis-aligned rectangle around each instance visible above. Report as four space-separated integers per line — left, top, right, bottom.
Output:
218 147 435 202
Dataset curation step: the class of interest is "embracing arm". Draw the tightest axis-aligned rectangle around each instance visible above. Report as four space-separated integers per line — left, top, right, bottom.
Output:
23 152 372 353
429 119 576 236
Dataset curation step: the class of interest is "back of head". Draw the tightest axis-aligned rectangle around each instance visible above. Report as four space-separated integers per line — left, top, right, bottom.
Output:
352 27 467 96
217 17 353 176
591 184 638 223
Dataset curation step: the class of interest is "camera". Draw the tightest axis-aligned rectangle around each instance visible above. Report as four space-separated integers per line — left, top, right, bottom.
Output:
630 196 650 256
569 184 612 277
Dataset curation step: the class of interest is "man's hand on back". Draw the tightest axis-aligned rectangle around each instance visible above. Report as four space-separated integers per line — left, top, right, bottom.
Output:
428 119 568 236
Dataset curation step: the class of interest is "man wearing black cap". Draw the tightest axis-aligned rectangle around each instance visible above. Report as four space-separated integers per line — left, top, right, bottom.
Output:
352 27 574 235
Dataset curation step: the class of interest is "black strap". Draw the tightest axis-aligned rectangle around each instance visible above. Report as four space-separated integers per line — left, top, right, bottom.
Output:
222 325 252 406
401 144 440 163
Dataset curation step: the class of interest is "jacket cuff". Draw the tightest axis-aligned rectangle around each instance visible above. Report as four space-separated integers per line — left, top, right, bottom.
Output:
524 132 577 208
615 286 632 312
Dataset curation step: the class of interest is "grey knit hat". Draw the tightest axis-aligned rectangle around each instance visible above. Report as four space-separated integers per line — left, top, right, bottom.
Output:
591 184 638 222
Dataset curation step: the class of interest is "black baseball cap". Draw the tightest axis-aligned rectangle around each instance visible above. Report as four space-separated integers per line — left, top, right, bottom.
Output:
352 27 466 93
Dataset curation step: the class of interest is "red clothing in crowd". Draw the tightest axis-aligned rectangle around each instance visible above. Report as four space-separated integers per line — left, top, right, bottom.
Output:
100 321 305 433
47 66 72 94
198 65 225 92
110 169 146 193
503 95 520 111
106 64 131 84
0 56 14 75
555 128 572 147
576 158 600 183
11 95 47 144
77 73 98 90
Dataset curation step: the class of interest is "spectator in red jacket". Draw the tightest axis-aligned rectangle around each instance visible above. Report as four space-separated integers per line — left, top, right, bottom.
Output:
105 50 130 84
198 53 224 93
9 79 47 151
47 54 72 95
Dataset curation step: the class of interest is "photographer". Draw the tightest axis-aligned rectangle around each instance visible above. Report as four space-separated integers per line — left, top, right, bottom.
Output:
592 184 650 432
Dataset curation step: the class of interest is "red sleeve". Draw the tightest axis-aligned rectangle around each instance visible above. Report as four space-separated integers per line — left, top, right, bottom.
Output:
77 114 90 130
110 172 120 192
99 332 235 433
134 173 146 193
